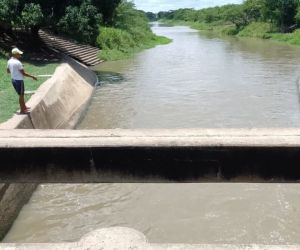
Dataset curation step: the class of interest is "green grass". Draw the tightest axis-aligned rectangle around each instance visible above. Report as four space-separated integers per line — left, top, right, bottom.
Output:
238 22 273 39
97 27 172 61
269 29 300 45
99 36 172 61
0 56 59 123
160 19 238 36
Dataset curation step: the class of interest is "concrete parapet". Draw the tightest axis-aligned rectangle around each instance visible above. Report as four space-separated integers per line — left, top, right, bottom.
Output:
0 227 299 249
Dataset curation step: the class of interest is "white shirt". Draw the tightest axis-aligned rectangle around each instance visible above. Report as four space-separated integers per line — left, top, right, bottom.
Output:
7 57 24 80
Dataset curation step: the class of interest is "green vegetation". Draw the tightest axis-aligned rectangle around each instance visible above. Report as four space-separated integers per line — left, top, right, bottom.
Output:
0 0 121 44
238 22 273 38
159 0 300 46
0 55 58 123
0 0 170 59
97 1 171 60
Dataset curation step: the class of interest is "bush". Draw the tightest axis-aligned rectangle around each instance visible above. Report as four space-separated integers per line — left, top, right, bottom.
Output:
238 22 272 38
271 29 300 45
97 27 136 51
97 1 171 61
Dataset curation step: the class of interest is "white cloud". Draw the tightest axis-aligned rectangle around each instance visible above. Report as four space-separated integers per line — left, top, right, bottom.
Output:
134 0 243 13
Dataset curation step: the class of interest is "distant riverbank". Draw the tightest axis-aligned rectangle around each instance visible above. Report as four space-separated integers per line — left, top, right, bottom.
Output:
161 19 300 47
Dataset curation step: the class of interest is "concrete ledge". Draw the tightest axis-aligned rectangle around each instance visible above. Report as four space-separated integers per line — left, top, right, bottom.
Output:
2 128 300 147
0 227 299 249
2 129 300 182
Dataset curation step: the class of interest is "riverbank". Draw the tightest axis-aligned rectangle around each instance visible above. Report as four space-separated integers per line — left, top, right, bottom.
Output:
0 56 59 123
98 28 171 61
161 20 300 46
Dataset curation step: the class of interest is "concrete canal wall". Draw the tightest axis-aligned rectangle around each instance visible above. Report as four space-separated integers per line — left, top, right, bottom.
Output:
0 58 97 240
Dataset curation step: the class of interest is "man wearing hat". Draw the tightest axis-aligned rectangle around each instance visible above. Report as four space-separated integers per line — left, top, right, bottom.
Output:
7 48 37 114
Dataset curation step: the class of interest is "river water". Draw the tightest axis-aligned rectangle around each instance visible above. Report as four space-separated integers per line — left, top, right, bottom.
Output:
4 24 300 244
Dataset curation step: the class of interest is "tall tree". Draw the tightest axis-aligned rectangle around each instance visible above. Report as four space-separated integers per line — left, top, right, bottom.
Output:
262 0 298 31
92 0 121 24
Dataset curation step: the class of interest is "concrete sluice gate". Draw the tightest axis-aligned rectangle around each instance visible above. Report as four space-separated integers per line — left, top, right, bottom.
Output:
2 128 300 183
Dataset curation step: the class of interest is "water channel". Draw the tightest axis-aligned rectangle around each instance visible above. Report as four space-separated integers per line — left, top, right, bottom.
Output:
4 23 300 244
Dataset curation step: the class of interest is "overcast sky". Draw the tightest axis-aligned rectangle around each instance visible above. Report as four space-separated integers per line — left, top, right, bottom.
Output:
134 0 243 13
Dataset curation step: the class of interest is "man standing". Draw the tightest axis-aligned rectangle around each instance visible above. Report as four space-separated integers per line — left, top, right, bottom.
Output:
7 48 37 114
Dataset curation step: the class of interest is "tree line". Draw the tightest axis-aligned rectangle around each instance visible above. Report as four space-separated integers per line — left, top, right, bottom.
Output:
158 0 300 33
0 0 121 44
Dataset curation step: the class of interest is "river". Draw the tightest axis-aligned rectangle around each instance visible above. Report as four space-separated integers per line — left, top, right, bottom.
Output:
4 24 300 244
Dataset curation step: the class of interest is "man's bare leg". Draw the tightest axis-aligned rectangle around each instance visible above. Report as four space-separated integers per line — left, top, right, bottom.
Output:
19 95 29 113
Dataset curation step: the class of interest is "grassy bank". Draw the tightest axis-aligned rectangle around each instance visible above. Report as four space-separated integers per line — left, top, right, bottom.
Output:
0 56 58 123
98 27 172 61
161 19 300 46
161 19 238 36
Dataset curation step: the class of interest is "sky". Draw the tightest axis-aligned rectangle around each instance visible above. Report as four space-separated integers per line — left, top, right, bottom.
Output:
134 0 243 13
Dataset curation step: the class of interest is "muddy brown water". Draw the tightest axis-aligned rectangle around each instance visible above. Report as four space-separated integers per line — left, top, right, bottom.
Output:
4 24 300 244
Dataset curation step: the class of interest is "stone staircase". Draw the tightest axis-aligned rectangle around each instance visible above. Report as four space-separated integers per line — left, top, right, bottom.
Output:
39 30 103 66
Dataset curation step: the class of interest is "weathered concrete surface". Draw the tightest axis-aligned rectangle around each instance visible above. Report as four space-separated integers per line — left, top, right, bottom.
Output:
0 184 37 240
0 227 299 249
2 129 300 182
0 58 96 130
2 128 300 147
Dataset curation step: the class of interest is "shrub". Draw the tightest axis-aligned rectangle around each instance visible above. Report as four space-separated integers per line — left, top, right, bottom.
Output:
238 22 272 38
97 27 136 51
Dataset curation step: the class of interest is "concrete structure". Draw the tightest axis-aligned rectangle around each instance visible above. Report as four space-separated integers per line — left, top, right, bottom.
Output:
0 58 97 240
0 184 36 240
39 30 103 66
0 227 299 249
1 129 300 183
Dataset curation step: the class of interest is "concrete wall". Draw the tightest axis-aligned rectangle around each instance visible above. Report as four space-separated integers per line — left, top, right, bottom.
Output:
1 227 299 249
0 58 97 240
0 184 37 240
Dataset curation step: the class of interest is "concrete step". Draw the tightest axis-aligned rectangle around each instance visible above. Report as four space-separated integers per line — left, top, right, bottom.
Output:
66 48 98 57
39 30 102 66
87 59 102 66
76 53 99 61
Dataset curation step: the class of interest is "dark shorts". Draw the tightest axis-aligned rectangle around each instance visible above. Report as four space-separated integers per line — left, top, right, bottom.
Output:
12 79 24 96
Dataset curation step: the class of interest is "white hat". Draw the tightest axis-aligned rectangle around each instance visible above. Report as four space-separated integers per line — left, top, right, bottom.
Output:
12 48 23 55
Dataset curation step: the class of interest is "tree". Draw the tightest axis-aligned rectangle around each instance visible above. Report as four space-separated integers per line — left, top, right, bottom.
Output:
92 0 121 24
58 0 101 44
145 12 157 21
21 3 43 34
0 0 18 31
224 4 248 30
243 0 263 22
262 0 298 31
